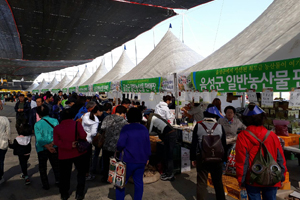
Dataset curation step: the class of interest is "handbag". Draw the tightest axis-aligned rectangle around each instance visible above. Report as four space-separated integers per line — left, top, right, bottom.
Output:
75 121 90 153
92 132 105 148
108 151 126 189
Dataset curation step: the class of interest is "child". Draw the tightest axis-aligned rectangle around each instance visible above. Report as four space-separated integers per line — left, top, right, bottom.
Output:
9 124 32 185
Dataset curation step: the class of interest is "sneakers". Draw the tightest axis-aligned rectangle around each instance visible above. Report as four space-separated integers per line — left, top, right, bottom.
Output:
25 177 31 185
85 174 95 181
0 178 5 184
20 174 26 179
160 173 175 181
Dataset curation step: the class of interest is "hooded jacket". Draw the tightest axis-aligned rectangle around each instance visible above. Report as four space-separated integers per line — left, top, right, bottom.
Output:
154 102 173 121
235 125 287 187
81 112 99 143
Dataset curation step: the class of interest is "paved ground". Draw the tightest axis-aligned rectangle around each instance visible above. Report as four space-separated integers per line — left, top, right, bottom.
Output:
0 102 298 200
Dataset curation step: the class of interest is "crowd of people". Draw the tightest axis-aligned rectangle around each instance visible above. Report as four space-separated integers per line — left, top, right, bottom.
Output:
0 91 289 200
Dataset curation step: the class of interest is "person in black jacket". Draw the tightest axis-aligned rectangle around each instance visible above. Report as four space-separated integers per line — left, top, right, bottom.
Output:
9 123 32 185
14 94 31 134
29 97 43 133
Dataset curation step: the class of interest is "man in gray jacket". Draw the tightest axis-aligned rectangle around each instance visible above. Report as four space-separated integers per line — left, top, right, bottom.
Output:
190 104 227 200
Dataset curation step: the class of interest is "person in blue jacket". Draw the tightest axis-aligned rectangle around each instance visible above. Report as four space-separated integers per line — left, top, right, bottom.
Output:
116 107 151 200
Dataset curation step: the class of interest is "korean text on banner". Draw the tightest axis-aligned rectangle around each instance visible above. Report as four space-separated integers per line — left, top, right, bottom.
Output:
78 85 89 93
121 78 161 93
51 89 61 93
69 87 76 93
62 88 68 94
93 82 111 92
191 57 300 92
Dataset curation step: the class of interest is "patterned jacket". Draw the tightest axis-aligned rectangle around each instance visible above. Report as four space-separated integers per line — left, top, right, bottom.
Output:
101 114 128 152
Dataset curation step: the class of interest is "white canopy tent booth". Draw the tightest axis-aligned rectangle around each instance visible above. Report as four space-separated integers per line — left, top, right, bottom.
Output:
115 28 203 110
63 71 81 94
32 79 49 94
68 67 91 94
40 77 59 93
51 74 71 94
78 59 109 96
92 49 135 100
26 81 39 92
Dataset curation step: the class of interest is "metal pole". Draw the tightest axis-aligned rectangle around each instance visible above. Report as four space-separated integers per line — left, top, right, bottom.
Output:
242 92 246 108
111 51 114 69
182 14 184 43
153 29 155 49
174 73 179 119
135 40 138 65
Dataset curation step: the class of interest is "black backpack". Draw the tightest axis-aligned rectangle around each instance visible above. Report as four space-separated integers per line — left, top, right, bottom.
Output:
200 122 224 163
246 130 282 186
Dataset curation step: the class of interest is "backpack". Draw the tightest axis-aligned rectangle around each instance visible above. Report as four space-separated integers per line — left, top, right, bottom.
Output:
246 130 282 186
200 122 224 163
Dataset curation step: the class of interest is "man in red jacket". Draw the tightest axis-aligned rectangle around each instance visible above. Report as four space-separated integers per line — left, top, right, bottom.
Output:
235 103 287 200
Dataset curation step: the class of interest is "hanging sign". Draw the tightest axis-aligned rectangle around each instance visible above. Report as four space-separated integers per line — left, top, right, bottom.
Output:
32 89 39 94
261 89 273 108
78 85 89 93
93 82 111 92
289 90 300 109
191 57 300 92
149 92 155 101
51 89 61 93
161 75 174 92
69 87 76 93
121 78 161 93
41 89 49 93
247 89 258 103
62 88 68 94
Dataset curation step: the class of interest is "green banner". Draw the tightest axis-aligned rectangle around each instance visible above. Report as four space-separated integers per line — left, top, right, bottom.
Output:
51 89 61 93
93 82 111 92
78 85 89 93
41 89 49 93
32 89 39 94
62 88 68 93
121 78 161 93
192 57 300 92
69 87 76 93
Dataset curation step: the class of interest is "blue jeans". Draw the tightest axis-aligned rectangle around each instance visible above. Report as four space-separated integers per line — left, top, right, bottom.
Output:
0 149 7 179
246 184 278 200
116 163 145 200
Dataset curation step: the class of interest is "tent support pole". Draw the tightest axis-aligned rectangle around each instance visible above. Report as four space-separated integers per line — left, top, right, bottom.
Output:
174 73 179 119
242 92 246 108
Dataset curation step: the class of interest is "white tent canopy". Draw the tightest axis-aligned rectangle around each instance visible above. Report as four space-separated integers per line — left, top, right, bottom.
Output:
120 29 203 80
26 81 39 91
80 59 108 86
64 71 81 89
182 0 300 74
71 67 91 87
32 79 48 92
43 77 59 90
95 50 135 84
52 74 71 90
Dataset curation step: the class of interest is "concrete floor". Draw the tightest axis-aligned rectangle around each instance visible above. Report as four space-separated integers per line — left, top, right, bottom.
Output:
0 102 298 200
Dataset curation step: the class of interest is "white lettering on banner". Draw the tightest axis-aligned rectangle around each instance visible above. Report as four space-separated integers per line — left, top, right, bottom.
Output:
274 70 290 90
95 85 109 91
145 83 157 92
226 75 237 91
215 76 225 91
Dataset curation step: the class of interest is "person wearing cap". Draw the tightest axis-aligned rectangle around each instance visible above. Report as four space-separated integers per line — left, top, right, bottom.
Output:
235 103 287 200
14 94 31 134
111 98 131 114
27 94 37 109
154 95 174 122
144 109 176 181
190 104 227 200
218 106 246 150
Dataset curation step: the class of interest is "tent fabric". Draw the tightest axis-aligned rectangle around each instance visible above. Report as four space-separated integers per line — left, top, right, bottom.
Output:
52 74 71 90
26 82 39 91
64 71 81 89
32 79 48 92
80 59 108 86
120 29 203 81
182 0 300 74
70 67 91 87
95 50 135 84
43 77 59 90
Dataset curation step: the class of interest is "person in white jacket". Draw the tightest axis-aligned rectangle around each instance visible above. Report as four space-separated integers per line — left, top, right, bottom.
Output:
0 116 11 184
154 95 174 122
81 106 103 181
